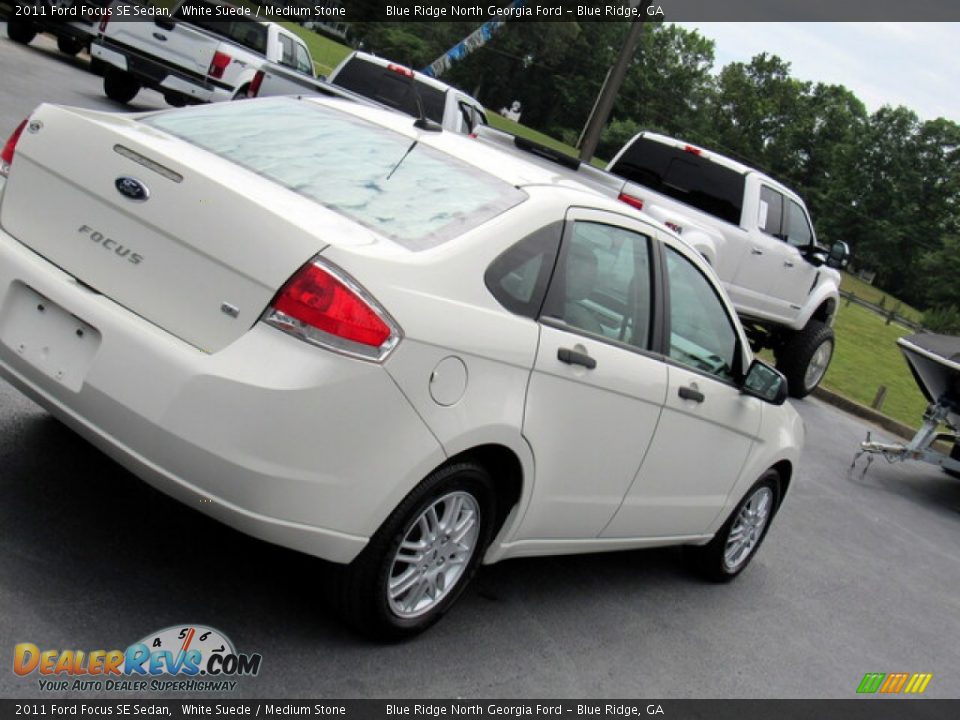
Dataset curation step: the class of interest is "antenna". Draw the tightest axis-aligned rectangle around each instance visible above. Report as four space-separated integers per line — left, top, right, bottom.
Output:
406 57 442 133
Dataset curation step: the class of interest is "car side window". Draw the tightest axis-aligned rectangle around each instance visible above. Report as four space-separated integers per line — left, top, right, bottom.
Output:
665 248 739 381
294 43 313 75
785 199 813 247
484 222 563 319
758 186 784 239
278 35 296 69
542 222 653 350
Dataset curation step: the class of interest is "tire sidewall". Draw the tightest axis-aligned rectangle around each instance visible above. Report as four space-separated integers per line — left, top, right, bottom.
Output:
800 335 834 395
714 472 780 580
364 464 495 637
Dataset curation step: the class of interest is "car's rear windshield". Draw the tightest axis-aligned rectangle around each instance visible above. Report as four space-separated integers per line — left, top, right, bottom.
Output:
331 57 446 124
143 98 526 250
174 0 268 54
610 138 746 226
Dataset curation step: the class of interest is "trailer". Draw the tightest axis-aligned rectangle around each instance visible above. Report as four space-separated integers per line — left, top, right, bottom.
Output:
852 333 960 476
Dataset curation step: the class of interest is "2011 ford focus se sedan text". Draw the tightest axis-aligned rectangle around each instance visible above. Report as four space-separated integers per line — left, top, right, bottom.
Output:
0 97 803 638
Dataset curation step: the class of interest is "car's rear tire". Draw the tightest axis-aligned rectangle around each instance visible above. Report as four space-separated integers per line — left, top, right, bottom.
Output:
103 69 141 104
163 92 187 107
776 320 834 398
335 462 495 640
7 20 37 45
232 85 251 100
57 37 85 56
685 470 780 582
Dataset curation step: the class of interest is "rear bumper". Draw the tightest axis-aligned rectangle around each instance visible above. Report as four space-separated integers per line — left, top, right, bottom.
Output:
91 39 233 103
0 227 445 564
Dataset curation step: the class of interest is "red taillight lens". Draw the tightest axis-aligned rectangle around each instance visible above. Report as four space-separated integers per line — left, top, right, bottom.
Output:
684 144 702 155
1 118 29 178
249 70 264 97
99 16 110 32
618 192 644 211
208 51 232 79
264 259 399 360
387 63 414 78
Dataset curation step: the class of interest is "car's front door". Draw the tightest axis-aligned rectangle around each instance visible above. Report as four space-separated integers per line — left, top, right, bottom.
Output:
603 243 763 539
518 209 668 540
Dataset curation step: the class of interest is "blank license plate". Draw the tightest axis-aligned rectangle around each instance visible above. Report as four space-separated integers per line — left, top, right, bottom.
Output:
0 282 101 392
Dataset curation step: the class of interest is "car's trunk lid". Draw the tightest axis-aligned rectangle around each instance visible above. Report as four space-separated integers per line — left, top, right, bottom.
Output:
0 103 379 352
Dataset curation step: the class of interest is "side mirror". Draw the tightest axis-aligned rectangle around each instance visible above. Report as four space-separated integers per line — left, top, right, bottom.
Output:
742 359 789 405
826 241 850 269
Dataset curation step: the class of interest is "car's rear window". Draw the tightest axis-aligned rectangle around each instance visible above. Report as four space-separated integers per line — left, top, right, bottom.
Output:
143 98 526 250
610 138 746 226
331 57 446 124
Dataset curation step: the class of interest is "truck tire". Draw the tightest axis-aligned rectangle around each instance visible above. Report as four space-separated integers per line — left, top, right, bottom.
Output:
945 442 960 479
57 37 85 56
775 320 834 399
7 20 37 45
103 69 141 104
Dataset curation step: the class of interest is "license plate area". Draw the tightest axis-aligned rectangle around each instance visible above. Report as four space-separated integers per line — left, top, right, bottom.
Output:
0 282 101 392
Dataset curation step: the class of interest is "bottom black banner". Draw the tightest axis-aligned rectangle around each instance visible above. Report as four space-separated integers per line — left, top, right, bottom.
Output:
0 700 956 720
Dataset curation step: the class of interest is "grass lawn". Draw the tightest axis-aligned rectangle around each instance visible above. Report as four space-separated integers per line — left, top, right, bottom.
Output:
840 272 923 324
820 301 928 428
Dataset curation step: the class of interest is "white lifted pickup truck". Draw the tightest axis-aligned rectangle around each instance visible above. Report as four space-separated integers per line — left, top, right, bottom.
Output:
91 0 315 106
606 133 850 397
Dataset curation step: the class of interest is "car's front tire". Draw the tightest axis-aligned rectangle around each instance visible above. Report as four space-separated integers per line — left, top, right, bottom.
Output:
685 471 780 582
336 462 495 640
103 68 141 104
776 320 834 398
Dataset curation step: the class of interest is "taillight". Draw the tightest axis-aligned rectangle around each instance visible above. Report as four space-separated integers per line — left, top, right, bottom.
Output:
618 192 644 211
684 144 702 156
1 118 29 178
249 70 264 97
208 51 232 79
263 257 400 361
387 63 414 78
99 16 110 32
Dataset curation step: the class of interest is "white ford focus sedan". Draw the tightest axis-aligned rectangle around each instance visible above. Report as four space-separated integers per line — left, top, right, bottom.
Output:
0 97 803 638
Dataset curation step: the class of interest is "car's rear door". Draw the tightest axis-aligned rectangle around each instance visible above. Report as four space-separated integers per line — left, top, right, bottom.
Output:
602 240 763 538
517 208 668 540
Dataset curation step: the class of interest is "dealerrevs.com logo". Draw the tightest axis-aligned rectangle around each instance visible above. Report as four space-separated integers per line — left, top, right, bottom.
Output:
13 625 261 692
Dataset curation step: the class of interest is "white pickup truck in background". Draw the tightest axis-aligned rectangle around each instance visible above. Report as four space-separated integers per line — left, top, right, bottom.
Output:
476 127 849 398
251 51 489 135
91 0 315 106
606 133 849 397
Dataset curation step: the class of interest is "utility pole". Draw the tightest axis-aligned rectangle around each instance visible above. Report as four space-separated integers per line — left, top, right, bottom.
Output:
578 3 650 162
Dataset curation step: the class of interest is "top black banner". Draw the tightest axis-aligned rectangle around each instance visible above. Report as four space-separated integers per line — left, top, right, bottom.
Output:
70 0 960 23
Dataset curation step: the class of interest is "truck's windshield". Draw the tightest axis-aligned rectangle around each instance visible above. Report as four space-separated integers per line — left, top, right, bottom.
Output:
611 138 746 226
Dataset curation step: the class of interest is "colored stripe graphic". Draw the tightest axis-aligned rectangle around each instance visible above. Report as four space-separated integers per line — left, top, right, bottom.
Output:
857 673 885 693
879 672 909 693
904 673 933 694
857 672 932 694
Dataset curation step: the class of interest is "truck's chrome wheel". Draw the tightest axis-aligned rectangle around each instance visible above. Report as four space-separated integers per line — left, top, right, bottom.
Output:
803 339 833 392
723 486 773 572
387 491 480 619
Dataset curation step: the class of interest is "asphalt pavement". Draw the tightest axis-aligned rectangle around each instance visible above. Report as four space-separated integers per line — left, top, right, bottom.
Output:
0 26 958 700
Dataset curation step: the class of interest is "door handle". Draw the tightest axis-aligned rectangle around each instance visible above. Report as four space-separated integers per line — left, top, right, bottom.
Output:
558 347 596 369
751 247 764 256
783 260 795 267
678 386 705 402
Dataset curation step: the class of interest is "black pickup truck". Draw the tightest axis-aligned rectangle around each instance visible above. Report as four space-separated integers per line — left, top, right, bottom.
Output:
3 0 113 56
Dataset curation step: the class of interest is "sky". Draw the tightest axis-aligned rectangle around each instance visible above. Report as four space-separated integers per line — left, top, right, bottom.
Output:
674 23 960 123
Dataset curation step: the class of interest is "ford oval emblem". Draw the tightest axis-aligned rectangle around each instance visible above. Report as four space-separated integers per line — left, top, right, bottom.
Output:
115 177 149 202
